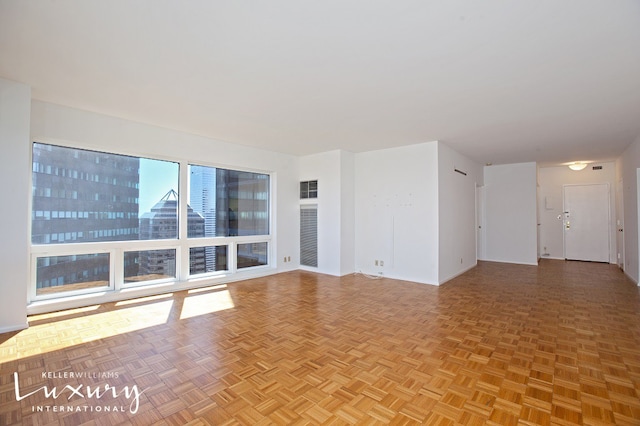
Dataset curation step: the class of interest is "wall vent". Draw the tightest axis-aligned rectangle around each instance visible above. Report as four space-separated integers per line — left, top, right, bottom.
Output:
592 166 603 170
300 205 318 267
300 180 318 199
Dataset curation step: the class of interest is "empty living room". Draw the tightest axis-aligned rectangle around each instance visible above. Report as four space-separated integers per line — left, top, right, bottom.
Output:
1 1 639 424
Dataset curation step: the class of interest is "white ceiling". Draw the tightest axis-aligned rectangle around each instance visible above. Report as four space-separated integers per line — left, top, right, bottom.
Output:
1 0 639 166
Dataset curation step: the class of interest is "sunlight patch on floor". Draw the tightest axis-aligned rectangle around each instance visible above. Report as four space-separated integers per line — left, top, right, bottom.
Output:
1 300 174 361
180 286 235 319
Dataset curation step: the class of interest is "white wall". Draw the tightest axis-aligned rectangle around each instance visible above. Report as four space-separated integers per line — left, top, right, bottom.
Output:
0 78 31 332
355 142 439 284
484 162 538 265
437 142 483 283
299 150 355 276
538 163 617 262
620 134 640 283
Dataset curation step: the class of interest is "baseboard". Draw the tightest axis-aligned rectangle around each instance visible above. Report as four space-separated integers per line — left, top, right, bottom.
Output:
623 270 638 285
0 322 29 334
481 258 539 266
438 263 477 285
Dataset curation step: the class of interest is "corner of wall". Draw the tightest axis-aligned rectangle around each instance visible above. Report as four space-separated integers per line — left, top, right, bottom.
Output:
0 78 31 331
483 162 538 265
354 142 439 283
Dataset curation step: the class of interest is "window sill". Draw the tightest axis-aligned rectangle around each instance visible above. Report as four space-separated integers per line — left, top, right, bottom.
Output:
27 266 278 316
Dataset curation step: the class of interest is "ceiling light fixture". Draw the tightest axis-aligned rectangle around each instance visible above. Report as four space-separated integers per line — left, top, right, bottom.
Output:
568 162 587 171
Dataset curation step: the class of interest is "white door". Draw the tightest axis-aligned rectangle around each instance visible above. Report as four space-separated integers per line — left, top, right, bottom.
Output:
563 184 610 262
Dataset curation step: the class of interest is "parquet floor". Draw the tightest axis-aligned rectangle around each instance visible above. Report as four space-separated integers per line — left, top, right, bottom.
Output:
1 260 639 425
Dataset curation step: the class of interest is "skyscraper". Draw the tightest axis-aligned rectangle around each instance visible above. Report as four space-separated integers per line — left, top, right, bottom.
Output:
190 166 218 270
31 143 140 245
32 143 140 291
136 189 206 279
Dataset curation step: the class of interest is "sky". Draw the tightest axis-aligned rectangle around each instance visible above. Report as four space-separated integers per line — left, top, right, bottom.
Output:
138 158 180 214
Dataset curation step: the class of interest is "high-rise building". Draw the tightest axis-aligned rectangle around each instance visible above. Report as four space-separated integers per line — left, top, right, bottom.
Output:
189 166 218 270
32 143 140 291
189 166 217 237
216 169 270 268
189 166 270 270
32 143 140 245
136 189 206 278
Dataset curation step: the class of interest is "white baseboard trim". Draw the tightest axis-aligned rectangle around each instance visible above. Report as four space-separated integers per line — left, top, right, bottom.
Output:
623 270 638 285
481 258 539 266
0 322 29 334
438 263 477 285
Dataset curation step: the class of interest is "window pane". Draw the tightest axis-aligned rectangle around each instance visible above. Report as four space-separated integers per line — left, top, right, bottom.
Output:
124 249 177 283
189 165 269 237
36 253 110 296
237 242 268 269
31 143 179 244
189 246 228 275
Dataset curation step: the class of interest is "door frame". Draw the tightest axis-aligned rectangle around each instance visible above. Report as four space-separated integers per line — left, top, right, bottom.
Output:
476 185 486 261
616 178 624 270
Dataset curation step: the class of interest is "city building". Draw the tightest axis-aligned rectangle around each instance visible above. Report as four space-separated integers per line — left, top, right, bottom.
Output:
137 189 206 279
31 143 139 292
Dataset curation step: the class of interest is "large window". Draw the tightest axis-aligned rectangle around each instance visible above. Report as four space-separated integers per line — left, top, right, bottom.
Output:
30 143 272 302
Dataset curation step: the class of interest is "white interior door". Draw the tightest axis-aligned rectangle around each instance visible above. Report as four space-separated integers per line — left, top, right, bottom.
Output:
563 184 610 262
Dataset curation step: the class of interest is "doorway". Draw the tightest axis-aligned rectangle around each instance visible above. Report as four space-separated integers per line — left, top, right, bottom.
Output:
563 183 610 262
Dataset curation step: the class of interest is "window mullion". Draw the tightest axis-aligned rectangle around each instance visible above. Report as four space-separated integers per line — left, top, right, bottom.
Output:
179 160 190 281
229 241 237 274
111 248 120 291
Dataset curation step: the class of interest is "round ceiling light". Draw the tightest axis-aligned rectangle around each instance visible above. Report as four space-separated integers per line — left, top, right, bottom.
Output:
568 162 587 171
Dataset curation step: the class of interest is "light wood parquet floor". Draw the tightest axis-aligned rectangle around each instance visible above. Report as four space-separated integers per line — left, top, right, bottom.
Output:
1 260 639 425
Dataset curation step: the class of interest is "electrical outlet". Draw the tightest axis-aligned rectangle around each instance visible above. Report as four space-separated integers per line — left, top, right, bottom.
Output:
380 260 384 267
284 256 287 262
375 260 379 266
287 256 291 262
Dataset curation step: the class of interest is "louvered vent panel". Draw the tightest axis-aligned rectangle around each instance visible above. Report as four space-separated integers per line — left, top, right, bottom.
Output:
300 205 318 267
